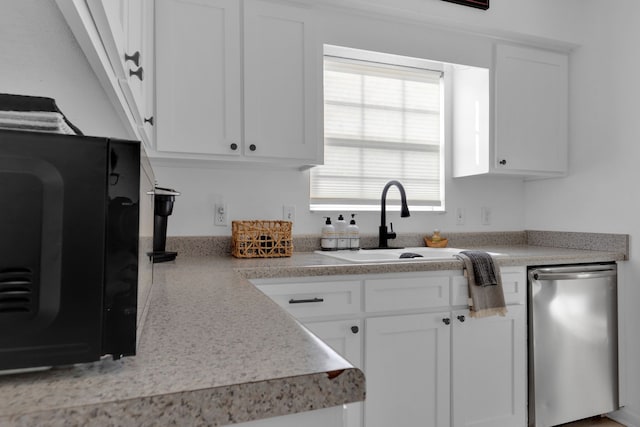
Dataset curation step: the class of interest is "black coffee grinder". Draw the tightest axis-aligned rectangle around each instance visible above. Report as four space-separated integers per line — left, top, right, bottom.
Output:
152 186 180 263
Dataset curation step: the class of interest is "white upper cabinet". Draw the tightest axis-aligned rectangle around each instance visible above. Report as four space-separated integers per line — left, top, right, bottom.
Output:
453 43 569 178
137 0 156 147
155 0 322 165
155 0 242 157
243 0 320 162
87 0 149 127
57 0 155 148
494 44 568 175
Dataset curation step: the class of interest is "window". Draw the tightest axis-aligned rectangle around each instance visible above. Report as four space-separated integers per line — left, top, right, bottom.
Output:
310 46 444 212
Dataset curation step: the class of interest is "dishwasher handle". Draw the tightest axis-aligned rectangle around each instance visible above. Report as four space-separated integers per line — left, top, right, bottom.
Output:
529 264 617 281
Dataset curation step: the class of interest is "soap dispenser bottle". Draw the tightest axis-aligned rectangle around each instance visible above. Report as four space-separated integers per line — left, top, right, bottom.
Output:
335 214 348 249
321 217 337 251
347 214 360 250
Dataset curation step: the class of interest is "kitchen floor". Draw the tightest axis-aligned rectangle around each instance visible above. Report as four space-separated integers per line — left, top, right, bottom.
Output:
560 416 625 426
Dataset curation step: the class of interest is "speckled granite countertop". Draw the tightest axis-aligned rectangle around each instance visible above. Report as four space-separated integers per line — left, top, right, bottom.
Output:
0 257 364 427
233 244 627 280
0 235 628 427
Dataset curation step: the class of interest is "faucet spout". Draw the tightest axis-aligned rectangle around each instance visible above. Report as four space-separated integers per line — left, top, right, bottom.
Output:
379 180 410 248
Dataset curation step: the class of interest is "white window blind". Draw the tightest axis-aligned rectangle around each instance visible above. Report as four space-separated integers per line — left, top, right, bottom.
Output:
310 55 443 211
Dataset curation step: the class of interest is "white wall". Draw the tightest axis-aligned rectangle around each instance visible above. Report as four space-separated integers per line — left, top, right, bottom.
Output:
153 163 525 236
0 1 128 139
153 0 584 237
524 1 640 424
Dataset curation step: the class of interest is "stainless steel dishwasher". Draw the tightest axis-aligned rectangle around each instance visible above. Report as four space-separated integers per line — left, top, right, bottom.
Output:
528 263 619 427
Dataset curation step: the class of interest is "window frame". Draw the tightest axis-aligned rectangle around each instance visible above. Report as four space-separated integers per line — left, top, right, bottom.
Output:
310 45 446 213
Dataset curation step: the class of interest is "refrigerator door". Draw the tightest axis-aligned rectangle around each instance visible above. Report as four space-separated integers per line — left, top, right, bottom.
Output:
528 264 619 427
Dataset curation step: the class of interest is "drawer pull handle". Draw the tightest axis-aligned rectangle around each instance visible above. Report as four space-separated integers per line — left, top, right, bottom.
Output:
289 297 324 304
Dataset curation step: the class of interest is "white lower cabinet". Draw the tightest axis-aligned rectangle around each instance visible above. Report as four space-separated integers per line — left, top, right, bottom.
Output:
451 306 527 427
365 312 451 427
305 320 363 427
253 266 527 427
235 406 344 427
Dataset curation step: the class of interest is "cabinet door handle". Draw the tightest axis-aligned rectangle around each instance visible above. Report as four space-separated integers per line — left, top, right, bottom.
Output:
288 297 324 304
129 66 144 81
457 315 466 322
442 318 451 325
350 326 359 334
144 116 154 126
249 144 257 152
230 143 238 151
499 159 507 165
124 51 140 66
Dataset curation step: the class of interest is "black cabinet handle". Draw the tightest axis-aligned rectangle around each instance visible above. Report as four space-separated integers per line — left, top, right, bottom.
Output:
230 143 238 151
442 318 451 325
129 67 144 81
288 297 324 304
351 326 359 334
499 159 507 165
457 315 466 322
144 116 154 126
124 51 140 66
249 144 257 152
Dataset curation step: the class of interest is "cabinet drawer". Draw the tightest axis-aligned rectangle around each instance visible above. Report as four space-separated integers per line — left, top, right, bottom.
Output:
452 266 526 306
364 275 450 313
257 281 362 318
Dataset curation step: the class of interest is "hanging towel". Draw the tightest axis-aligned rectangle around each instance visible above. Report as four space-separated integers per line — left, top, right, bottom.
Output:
456 250 507 318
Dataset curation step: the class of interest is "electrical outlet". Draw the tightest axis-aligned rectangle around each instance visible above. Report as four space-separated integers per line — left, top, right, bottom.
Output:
481 207 492 225
456 207 465 225
283 205 296 223
214 203 228 226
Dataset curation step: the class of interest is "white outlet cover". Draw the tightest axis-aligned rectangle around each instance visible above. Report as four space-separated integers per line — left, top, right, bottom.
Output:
214 203 228 226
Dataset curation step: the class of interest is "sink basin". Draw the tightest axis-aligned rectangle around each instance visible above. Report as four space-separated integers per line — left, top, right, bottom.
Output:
315 247 468 263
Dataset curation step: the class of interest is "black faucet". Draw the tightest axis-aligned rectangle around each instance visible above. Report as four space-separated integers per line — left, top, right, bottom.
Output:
378 180 410 248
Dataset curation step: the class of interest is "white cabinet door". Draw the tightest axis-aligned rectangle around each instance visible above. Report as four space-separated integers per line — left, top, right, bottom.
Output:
86 0 129 79
155 0 242 156
365 312 451 427
236 406 344 427
451 305 527 427
243 0 321 163
306 319 363 427
118 0 146 125
494 44 568 174
137 0 155 148
87 0 147 126
155 0 321 164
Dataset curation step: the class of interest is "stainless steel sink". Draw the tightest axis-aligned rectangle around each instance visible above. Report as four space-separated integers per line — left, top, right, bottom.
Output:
315 247 468 263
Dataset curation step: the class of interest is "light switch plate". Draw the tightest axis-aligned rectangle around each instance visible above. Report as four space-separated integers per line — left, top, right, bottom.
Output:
456 208 465 225
283 205 296 223
481 207 492 225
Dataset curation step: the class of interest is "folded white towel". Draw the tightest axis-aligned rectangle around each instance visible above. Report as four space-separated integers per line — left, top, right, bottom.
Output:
0 110 76 134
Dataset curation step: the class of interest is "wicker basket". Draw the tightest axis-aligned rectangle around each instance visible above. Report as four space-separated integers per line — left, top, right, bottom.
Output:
231 220 293 258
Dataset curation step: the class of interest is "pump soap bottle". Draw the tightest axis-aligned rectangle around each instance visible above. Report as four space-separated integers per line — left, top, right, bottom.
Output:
335 214 348 249
347 214 360 250
321 217 337 251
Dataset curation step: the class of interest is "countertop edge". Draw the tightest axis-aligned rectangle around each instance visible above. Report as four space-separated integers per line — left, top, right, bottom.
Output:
2 369 365 427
